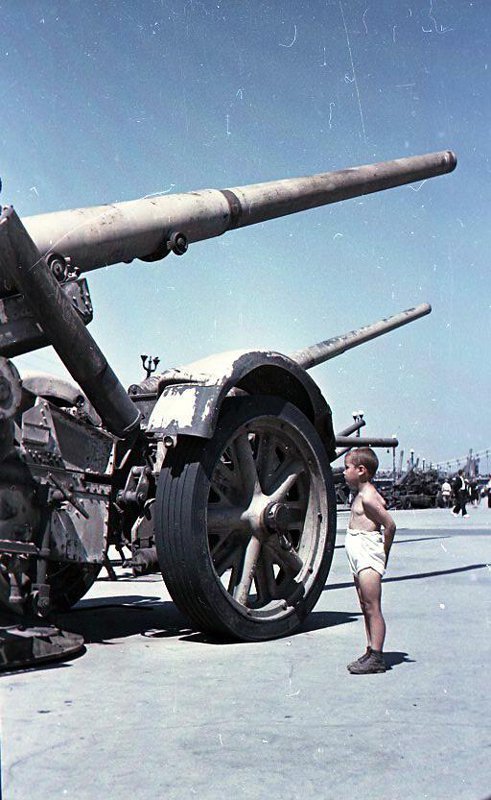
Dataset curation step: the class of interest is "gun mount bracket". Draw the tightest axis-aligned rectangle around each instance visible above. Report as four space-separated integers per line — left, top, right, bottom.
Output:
45 252 78 283
167 231 188 255
140 230 188 262
0 279 94 359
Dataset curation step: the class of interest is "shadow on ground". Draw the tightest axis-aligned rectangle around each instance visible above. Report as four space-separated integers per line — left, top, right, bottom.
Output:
325 562 487 592
52 598 361 646
54 595 190 643
384 651 416 669
177 609 361 644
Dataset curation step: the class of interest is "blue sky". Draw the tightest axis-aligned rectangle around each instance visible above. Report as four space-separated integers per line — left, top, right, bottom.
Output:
1 1 489 471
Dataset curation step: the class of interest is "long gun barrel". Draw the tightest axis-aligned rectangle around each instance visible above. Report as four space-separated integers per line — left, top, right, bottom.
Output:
14 150 456 284
0 151 451 439
291 303 431 370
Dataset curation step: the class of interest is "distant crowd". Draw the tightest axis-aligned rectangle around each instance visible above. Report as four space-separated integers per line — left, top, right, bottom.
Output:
440 472 491 517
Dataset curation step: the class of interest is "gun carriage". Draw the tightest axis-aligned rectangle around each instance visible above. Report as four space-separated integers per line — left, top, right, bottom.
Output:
0 151 456 641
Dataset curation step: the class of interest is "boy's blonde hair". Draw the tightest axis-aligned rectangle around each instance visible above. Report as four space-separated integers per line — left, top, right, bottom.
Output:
346 447 379 478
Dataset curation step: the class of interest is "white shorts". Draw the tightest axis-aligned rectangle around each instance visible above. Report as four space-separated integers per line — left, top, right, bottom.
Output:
345 527 386 577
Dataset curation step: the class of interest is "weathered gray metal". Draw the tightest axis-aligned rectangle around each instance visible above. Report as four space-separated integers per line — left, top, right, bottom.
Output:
291 303 431 370
0 208 140 438
0 152 447 440
0 623 84 671
1 150 456 291
0 277 93 359
0 357 21 463
336 419 366 438
334 418 366 461
0 356 21 422
0 148 457 644
335 436 398 448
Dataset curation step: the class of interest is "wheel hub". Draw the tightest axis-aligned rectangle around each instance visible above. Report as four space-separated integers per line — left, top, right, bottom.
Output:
155 396 336 639
263 501 290 533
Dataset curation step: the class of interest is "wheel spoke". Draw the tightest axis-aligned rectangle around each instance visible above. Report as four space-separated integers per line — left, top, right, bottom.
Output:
264 536 303 578
233 433 259 498
156 395 335 640
207 505 248 533
255 432 280 493
233 535 262 606
252 555 271 605
258 547 282 599
211 536 245 577
213 458 241 494
211 460 244 511
267 461 304 505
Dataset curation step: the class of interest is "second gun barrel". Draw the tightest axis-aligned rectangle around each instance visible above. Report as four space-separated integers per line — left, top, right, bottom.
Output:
290 303 432 370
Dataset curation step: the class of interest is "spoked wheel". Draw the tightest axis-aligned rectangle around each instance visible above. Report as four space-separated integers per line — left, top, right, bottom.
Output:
155 396 336 641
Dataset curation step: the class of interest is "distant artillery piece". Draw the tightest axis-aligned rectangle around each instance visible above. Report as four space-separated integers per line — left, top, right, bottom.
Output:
390 467 443 509
0 150 456 643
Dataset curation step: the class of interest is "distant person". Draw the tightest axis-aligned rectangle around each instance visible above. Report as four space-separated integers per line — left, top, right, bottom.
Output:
343 448 396 675
441 479 452 508
452 470 469 518
469 479 480 506
486 476 491 509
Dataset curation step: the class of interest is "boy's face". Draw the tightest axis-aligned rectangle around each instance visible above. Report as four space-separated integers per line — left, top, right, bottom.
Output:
344 456 366 488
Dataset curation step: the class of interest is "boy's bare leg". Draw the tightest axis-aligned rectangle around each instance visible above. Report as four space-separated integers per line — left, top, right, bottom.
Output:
357 568 385 652
354 575 371 648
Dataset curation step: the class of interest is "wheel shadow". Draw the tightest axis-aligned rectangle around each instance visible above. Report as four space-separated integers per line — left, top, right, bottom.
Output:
53 595 193 644
50 596 362 647
300 609 360 633
179 609 361 644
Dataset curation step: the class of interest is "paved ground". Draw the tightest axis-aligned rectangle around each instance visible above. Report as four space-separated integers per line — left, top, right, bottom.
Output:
1 505 490 800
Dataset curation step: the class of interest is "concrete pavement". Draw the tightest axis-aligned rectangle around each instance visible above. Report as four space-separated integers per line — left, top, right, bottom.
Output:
1 504 490 800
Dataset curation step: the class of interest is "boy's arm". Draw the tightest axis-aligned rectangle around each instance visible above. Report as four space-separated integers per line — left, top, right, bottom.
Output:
362 495 396 565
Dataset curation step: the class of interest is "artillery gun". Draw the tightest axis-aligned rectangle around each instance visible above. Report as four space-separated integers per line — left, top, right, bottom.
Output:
390 466 442 509
0 151 456 642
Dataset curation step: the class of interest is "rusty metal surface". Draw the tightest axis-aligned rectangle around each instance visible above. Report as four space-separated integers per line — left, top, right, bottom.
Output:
48 501 107 563
0 376 113 614
22 399 112 474
0 358 21 464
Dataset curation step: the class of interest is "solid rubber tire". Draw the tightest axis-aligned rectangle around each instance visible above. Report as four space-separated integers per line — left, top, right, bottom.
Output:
154 396 336 641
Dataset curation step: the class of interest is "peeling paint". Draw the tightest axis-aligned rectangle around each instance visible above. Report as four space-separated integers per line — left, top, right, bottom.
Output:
146 348 335 453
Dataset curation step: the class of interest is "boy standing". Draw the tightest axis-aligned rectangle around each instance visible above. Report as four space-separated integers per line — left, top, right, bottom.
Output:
343 447 396 674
